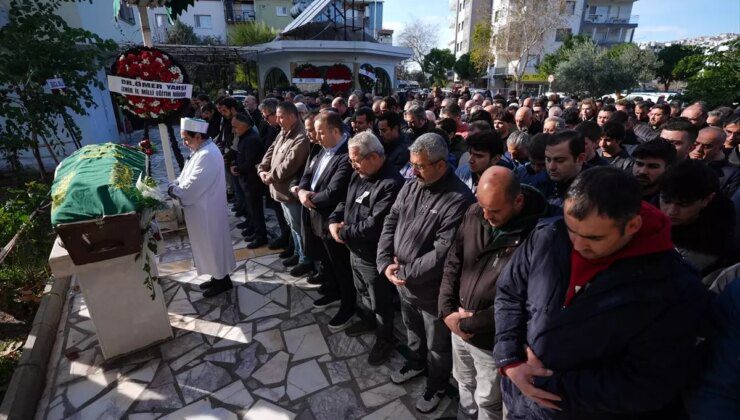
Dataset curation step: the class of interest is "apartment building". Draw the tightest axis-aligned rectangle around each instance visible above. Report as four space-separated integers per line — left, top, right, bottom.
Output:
485 0 638 92
448 0 492 58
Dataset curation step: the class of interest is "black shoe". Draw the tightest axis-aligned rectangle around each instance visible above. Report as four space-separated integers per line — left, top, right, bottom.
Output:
243 232 257 241
312 295 340 309
203 276 233 298
328 307 355 333
282 255 299 267
367 338 394 366
317 283 331 296
268 236 290 250
198 277 215 290
306 271 324 285
237 221 251 230
289 262 314 277
344 320 374 337
247 237 268 249
278 247 295 259
344 320 375 337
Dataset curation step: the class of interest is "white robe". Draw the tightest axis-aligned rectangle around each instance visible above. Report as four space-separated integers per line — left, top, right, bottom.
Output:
170 141 235 279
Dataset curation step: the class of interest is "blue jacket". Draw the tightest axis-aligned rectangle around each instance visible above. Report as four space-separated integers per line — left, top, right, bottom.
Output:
686 278 740 419
494 218 710 420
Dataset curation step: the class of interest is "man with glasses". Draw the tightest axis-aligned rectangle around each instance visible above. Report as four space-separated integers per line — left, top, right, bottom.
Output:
327 132 404 365
378 133 475 413
403 105 434 142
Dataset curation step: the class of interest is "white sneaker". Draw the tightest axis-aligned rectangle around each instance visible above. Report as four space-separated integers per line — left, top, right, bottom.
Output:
390 363 425 384
415 387 446 413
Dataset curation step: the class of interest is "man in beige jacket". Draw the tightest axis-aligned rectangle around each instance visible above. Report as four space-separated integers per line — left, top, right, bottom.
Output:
258 102 313 276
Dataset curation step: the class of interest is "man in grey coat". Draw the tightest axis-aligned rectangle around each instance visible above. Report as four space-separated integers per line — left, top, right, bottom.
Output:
377 133 475 414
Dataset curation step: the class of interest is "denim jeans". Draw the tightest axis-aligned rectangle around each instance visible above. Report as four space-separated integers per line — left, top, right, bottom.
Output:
280 202 310 263
400 298 452 392
452 334 502 420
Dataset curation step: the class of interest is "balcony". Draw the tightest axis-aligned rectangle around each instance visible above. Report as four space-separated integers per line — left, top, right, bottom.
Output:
583 14 639 25
225 3 256 23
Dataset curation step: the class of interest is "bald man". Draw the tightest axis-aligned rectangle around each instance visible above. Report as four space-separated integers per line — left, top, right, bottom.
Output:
439 166 548 420
681 103 708 130
690 126 740 198
515 106 543 136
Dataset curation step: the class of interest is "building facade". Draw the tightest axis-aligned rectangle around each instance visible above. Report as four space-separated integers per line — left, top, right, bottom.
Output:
485 0 638 93
448 0 492 58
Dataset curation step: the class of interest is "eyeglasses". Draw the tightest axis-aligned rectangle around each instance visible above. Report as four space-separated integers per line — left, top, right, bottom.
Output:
348 155 368 166
409 159 441 171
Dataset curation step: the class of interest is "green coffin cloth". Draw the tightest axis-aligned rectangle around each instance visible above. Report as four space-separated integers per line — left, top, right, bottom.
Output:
51 143 147 226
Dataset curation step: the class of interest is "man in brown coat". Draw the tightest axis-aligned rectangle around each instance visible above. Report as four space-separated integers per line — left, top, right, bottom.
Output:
439 166 547 419
258 102 313 276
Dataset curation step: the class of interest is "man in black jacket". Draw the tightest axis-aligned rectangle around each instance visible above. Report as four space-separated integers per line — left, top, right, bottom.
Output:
377 133 475 414
293 112 355 332
544 130 586 214
377 111 411 172
328 132 404 365
440 166 547 420
494 167 709 420
230 113 266 248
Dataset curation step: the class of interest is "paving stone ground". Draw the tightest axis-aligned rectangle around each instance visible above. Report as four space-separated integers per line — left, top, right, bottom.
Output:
34 206 459 420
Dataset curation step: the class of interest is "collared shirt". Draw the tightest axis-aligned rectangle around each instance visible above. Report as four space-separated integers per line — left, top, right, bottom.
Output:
311 133 348 190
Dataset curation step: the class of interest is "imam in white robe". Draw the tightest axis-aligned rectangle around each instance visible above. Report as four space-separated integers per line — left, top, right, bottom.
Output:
170 140 235 279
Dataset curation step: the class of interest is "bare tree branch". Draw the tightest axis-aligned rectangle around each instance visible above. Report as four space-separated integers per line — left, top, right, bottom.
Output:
397 18 439 70
492 0 568 92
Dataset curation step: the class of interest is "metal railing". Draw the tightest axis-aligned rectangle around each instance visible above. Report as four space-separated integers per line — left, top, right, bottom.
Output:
225 8 256 23
583 14 639 24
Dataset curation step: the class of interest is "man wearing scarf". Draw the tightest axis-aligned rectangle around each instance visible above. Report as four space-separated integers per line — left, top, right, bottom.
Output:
493 167 709 419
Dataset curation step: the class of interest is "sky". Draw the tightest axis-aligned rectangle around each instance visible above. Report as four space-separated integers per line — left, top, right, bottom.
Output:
382 0 740 48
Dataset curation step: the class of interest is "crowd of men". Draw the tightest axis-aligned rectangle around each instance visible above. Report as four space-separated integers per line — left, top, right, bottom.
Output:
171 86 740 419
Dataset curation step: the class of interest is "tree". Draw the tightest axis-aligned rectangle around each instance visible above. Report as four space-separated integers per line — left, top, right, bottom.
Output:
470 22 494 75
655 44 703 91
490 0 568 94
672 54 704 85
554 40 648 98
454 53 481 83
683 37 740 108
397 18 439 70
228 21 277 46
537 34 591 77
0 0 117 179
163 20 200 44
608 43 661 89
422 48 455 87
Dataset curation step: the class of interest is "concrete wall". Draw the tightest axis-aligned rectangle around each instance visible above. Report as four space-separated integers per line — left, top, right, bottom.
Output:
147 0 228 43
0 0 130 172
255 40 409 95
255 0 294 30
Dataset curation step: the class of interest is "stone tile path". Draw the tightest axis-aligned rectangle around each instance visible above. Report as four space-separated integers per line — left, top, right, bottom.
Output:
35 211 458 419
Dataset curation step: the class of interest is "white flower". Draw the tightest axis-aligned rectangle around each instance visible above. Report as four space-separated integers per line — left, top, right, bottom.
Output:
136 102 145 109
151 100 160 106
155 57 164 64
141 58 150 65
143 72 149 77
150 112 159 118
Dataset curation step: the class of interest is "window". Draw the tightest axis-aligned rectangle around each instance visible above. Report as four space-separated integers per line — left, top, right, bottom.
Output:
276 6 288 16
194 15 212 29
118 5 135 24
565 1 576 15
155 14 169 28
555 28 572 42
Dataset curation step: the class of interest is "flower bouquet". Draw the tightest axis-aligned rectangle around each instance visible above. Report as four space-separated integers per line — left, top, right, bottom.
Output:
293 63 323 92
358 63 376 93
325 64 353 94
110 46 189 123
